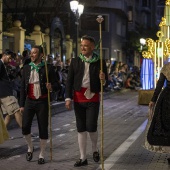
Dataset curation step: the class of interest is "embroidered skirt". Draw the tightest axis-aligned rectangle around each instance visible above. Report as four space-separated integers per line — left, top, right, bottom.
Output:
147 87 170 146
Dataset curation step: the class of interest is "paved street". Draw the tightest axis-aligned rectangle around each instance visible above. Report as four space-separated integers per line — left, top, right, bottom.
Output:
0 90 170 170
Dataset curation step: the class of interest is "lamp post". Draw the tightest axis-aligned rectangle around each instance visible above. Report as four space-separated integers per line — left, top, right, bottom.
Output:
140 38 146 51
70 0 84 57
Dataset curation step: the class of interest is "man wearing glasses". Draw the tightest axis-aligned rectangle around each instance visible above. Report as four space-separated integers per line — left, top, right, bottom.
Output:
0 50 22 129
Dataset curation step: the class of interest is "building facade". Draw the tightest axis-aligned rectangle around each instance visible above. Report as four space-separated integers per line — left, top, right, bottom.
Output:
1 0 159 68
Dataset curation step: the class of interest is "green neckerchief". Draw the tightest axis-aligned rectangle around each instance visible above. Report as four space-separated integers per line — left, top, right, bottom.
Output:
29 61 45 72
79 52 100 63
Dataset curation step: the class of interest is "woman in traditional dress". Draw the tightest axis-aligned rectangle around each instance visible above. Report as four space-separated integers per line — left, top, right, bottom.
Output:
147 62 170 164
0 108 9 144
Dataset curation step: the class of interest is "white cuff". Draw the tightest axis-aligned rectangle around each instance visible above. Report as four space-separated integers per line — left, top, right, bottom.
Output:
65 98 71 101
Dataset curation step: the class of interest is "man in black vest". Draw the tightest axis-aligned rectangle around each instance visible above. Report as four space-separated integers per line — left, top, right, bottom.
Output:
0 50 22 128
20 45 59 164
65 35 108 167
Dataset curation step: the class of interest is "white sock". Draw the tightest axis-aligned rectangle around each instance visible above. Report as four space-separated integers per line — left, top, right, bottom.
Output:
78 132 87 161
39 139 47 159
89 131 98 153
24 134 33 152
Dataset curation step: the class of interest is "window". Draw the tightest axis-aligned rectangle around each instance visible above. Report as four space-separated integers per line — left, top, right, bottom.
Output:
116 21 121 36
116 19 126 36
128 6 133 22
142 0 151 7
102 48 109 59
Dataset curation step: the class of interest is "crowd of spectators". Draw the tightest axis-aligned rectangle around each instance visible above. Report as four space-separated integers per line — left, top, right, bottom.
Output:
105 60 141 92
46 55 70 101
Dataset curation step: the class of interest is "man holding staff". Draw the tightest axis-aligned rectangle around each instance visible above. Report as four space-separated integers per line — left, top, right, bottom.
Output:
20 45 59 164
65 35 108 167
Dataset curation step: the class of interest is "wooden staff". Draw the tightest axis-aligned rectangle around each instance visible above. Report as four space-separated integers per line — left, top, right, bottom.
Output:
41 34 53 161
96 15 104 170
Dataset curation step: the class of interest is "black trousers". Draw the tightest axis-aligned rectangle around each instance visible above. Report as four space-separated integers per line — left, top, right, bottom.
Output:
22 98 48 139
74 102 100 132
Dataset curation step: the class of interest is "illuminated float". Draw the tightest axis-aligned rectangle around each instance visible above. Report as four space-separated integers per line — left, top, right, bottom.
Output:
138 0 170 104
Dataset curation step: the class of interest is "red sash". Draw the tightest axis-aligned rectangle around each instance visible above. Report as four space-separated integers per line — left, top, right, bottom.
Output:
73 87 99 102
28 84 47 99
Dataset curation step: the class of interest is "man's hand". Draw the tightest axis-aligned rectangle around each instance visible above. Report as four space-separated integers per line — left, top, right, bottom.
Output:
99 71 105 81
99 70 106 85
65 100 72 110
20 107 24 113
46 83 52 92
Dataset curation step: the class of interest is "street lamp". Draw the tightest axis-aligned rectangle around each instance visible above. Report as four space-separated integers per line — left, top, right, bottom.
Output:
70 0 84 57
140 38 146 51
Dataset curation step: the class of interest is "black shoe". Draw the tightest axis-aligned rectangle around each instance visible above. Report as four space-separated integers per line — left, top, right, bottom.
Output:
167 158 170 165
38 158 45 164
93 151 100 162
74 159 88 167
26 147 34 161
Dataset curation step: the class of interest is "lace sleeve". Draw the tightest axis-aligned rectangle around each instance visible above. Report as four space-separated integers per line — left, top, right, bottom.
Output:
161 63 170 81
